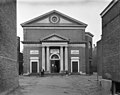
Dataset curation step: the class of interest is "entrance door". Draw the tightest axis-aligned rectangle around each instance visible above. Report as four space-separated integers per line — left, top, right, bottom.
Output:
51 60 60 73
72 61 78 73
32 62 37 73
71 59 79 73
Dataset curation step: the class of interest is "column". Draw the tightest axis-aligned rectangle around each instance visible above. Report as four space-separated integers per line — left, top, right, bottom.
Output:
42 46 45 70
65 46 68 71
60 46 63 72
46 46 50 72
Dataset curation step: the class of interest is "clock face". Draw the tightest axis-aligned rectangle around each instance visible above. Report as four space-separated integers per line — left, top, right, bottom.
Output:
50 15 60 23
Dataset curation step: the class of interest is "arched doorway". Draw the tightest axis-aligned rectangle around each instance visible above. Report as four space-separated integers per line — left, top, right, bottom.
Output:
50 54 60 73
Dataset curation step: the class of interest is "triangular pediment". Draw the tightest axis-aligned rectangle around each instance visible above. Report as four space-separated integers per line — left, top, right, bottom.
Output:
41 33 69 42
21 10 87 27
46 36 64 41
35 17 73 24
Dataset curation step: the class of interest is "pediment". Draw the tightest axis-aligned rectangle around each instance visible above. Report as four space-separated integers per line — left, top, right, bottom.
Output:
41 33 69 42
21 10 87 27
35 17 73 24
46 36 64 41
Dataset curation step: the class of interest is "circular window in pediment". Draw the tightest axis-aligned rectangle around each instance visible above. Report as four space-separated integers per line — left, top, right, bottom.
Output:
50 15 60 23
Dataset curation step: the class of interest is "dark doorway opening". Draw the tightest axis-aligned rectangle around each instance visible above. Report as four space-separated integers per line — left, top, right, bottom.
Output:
32 62 37 73
51 60 60 73
72 61 78 73
111 81 120 94
116 82 120 94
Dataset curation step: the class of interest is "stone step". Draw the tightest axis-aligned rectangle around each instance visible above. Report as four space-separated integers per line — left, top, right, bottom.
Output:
44 73 66 76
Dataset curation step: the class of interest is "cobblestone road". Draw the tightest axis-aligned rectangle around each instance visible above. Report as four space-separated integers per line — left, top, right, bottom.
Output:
7 74 102 95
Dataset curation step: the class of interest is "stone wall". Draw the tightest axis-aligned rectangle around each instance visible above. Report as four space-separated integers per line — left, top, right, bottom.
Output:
0 0 19 93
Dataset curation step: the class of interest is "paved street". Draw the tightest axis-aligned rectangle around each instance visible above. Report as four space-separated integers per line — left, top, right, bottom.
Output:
7 74 102 95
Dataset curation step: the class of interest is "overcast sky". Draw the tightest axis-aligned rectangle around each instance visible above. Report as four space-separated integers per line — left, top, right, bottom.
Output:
17 0 112 51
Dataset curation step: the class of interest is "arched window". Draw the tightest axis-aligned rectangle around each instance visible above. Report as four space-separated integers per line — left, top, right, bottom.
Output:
50 54 60 60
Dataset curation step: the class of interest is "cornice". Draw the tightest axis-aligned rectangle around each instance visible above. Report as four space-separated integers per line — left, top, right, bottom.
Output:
100 0 119 17
23 26 86 30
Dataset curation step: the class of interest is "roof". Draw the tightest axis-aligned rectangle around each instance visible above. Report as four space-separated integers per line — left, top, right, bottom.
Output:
100 0 119 17
22 41 87 44
22 41 40 44
69 41 87 44
85 32 94 37
21 10 87 27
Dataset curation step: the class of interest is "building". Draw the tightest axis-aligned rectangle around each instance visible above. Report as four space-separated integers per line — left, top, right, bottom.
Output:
97 40 102 76
99 0 120 94
19 52 23 75
21 10 93 75
17 37 20 73
17 37 23 75
85 32 94 74
92 45 97 72
0 0 18 94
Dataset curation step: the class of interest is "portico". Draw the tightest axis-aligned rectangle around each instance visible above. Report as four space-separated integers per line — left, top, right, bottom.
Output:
42 42 68 73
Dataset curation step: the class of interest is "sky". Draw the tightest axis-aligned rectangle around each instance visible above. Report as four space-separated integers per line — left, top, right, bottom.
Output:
17 0 112 52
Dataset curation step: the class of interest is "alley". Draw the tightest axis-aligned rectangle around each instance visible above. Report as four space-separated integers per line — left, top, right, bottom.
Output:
7 74 102 95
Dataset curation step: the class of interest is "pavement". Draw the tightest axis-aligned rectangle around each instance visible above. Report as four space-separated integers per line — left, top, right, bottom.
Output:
7 74 102 95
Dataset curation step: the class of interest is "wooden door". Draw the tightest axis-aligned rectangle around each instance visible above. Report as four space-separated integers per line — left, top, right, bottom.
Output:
72 61 78 73
32 62 37 73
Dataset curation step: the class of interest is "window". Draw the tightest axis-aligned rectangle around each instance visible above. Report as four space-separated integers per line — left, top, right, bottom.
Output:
50 15 60 23
50 54 60 60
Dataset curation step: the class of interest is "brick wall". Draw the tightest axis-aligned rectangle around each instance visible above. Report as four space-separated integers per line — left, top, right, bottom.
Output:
97 40 102 76
24 29 85 42
92 46 97 72
0 0 19 93
85 33 93 74
68 45 86 73
101 0 120 82
23 45 42 73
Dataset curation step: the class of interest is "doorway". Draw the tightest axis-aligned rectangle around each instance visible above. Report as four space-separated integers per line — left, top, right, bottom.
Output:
32 62 37 73
30 57 39 73
71 59 79 73
72 61 78 73
50 53 60 73
51 60 60 73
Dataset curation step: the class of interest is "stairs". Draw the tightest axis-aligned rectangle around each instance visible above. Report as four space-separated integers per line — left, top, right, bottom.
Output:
25 72 81 77
28 73 40 76
45 73 66 76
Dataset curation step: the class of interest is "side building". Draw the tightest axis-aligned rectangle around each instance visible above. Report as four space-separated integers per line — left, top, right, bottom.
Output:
99 0 120 94
97 40 102 76
21 10 93 75
92 45 97 73
85 32 94 74
17 37 23 75
0 0 19 94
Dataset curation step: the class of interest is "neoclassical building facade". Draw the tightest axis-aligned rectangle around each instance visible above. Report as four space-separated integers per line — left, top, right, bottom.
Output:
21 10 93 74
